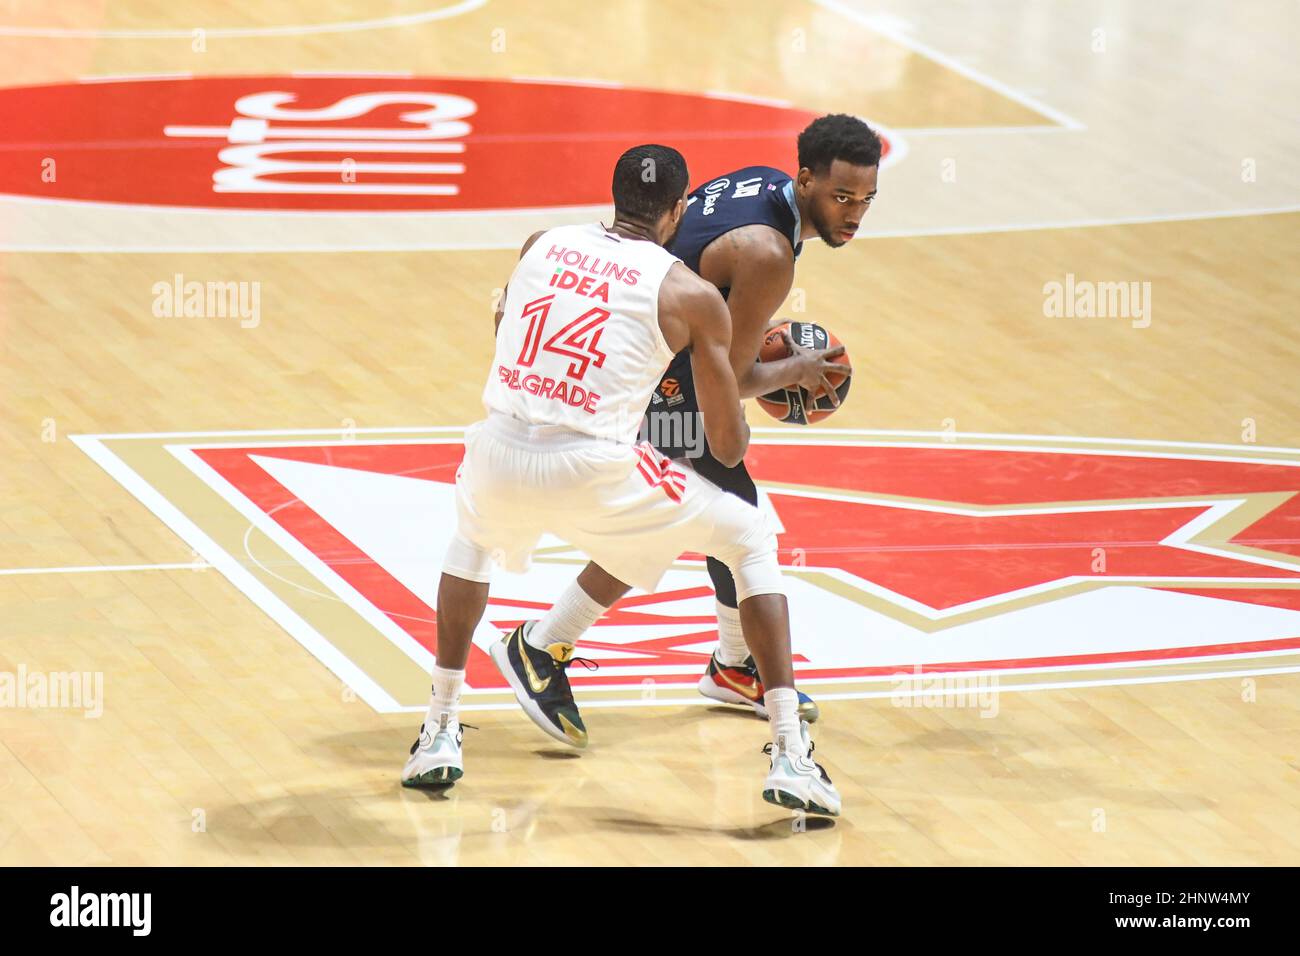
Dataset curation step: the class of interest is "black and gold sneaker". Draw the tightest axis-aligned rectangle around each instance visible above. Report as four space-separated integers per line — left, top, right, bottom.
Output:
489 622 591 748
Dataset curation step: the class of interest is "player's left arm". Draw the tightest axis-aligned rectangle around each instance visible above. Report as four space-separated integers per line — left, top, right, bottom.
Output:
707 227 847 400
709 228 848 401
494 230 546 334
700 226 796 399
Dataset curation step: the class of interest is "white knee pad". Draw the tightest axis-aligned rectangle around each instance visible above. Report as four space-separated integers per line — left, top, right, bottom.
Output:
730 546 785 603
709 508 785 602
441 532 494 584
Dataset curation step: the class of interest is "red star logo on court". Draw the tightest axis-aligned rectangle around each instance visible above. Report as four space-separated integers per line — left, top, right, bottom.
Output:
763 494 1300 610
163 432 1300 705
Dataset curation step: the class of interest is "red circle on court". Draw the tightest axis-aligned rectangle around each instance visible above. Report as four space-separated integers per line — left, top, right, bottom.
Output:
1 75 892 211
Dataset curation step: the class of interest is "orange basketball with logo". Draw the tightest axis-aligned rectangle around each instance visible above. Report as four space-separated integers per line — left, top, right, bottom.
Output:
755 321 851 424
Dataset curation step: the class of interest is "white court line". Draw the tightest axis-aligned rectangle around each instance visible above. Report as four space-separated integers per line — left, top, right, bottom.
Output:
165 444 439 679
74 425 462 440
290 71 415 79
810 0 1086 130
0 562 210 576
69 426 1300 470
782 428 1300 454
774 645 1300 685
71 425 1300 455
0 0 488 38
764 487 1251 518
896 126 1083 136
704 89 795 108
8 204 1295 252
507 75 626 90
0 190 613 220
858 204 1300 239
748 440 1300 468
438 663 1300 713
806 664 1300 702
78 73 192 84
66 434 403 713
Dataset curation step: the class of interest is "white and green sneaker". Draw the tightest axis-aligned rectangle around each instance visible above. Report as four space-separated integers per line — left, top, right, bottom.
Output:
401 712 464 788
762 720 841 816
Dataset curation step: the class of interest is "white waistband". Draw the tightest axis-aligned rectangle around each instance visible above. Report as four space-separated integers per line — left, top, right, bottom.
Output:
480 411 623 450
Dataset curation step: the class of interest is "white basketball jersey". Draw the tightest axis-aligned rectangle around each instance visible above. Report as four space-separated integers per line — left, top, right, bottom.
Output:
483 222 680 443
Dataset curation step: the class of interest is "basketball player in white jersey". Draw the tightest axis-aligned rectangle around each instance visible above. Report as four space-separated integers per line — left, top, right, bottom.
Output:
402 145 840 816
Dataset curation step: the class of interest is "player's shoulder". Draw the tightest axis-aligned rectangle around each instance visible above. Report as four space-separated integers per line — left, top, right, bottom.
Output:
660 261 727 315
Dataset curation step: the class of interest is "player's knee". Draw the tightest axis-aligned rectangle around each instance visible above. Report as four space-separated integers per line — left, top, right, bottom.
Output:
730 548 785 602
442 533 494 583
711 517 782 601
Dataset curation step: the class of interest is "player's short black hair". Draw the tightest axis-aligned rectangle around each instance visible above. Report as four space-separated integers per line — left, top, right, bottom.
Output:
611 144 690 222
797 114 882 173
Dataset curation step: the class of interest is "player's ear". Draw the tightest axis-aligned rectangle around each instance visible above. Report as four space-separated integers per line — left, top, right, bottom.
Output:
797 167 814 191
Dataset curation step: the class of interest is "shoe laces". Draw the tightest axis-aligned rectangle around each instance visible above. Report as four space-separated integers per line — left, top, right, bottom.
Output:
760 737 817 758
551 655 598 693
409 721 477 754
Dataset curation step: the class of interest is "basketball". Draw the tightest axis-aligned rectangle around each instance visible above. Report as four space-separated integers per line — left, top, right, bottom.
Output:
755 321 851 424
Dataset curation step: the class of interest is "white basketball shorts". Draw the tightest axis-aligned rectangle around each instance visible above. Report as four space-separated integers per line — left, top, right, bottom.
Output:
442 412 783 599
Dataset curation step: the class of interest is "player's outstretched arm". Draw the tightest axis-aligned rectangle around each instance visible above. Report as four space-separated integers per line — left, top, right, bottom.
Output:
660 264 749 467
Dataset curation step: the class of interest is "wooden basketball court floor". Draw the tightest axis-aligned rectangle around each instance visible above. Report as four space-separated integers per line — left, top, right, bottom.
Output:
1 1 1298 865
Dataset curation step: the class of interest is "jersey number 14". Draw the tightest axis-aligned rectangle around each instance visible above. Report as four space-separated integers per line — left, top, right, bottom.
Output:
517 293 609 381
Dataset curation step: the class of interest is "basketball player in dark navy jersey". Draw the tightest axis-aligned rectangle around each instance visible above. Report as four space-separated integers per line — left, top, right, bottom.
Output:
526 114 882 729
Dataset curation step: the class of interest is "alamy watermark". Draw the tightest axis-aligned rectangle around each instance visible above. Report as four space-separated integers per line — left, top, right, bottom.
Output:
0 665 103 718
50 886 150 936
152 273 261 328
1043 273 1151 328
640 410 706 459
890 665 1000 717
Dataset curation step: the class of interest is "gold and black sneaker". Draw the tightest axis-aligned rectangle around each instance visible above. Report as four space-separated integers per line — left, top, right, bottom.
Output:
489 622 592 748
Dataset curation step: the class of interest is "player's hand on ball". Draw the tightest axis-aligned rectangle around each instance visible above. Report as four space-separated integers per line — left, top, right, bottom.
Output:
780 326 853 406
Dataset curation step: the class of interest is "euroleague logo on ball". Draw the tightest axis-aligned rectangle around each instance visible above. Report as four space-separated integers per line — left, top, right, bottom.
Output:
757 321 852 424
0 75 895 212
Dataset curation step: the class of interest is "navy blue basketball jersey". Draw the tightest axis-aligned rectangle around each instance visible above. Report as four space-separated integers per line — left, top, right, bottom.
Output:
645 165 806 460
667 165 803 299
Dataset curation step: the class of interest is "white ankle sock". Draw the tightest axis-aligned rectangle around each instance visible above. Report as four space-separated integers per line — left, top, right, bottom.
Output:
528 580 606 651
764 687 806 757
425 664 464 730
714 601 749 666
